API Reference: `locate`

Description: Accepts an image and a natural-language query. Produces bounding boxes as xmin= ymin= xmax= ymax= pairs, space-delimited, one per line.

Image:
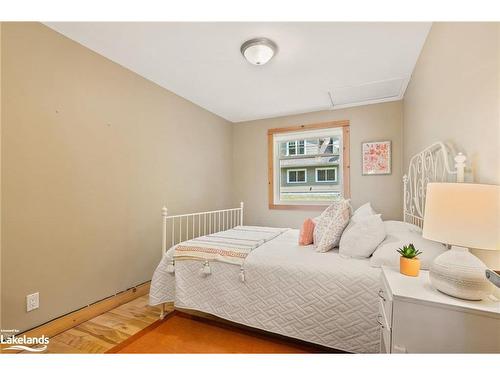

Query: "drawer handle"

xmin=377 ymin=314 xmax=385 ymax=329
xmin=378 ymin=289 xmax=386 ymax=301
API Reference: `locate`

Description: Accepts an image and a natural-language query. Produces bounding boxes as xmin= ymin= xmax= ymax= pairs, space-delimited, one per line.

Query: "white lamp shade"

xmin=423 ymin=183 xmax=500 ymax=251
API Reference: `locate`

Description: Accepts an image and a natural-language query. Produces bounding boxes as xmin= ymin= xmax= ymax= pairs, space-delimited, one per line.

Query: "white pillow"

xmin=351 ymin=202 xmax=377 ymax=222
xmin=384 ymin=220 xmax=422 ymax=235
xmin=315 ymin=200 xmax=351 ymax=252
xmin=339 ymin=214 xmax=386 ymax=258
xmin=370 ymin=232 xmax=446 ymax=270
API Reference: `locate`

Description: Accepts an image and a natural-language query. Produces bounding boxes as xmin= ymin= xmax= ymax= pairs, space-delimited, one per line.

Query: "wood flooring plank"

xmin=111 ymin=305 xmax=160 ymax=324
xmin=124 ymin=295 xmax=153 ymax=309
xmin=75 ymin=321 xmax=131 ymax=345
xmin=50 ymin=329 xmax=114 ymax=353
xmin=90 ymin=312 xmax=151 ymax=336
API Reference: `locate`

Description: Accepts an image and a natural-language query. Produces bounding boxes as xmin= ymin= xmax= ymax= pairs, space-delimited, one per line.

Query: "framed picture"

xmin=362 ymin=141 xmax=391 ymax=175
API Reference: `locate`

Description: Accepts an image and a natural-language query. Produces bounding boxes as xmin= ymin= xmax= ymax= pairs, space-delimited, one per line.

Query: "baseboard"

xmin=0 ymin=281 xmax=150 ymax=353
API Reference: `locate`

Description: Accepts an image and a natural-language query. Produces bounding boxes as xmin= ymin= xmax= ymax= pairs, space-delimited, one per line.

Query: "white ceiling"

xmin=45 ymin=22 xmax=431 ymax=123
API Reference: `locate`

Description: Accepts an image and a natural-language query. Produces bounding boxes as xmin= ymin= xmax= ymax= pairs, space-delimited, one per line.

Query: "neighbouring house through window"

xmin=268 ymin=121 xmax=350 ymax=208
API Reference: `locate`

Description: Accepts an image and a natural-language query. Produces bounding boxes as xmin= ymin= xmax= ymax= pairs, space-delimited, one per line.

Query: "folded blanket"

xmin=174 ymin=226 xmax=287 ymax=265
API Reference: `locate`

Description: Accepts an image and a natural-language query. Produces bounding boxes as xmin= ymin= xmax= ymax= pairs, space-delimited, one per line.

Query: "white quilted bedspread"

xmin=150 ymin=228 xmax=382 ymax=353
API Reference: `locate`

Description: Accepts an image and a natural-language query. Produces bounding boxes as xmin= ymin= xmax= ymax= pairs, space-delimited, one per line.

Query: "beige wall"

xmin=404 ymin=23 xmax=500 ymax=185
xmin=1 ymin=23 xmax=233 ymax=332
xmin=232 ymin=101 xmax=403 ymax=229
xmin=403 ymin=22 xmax=500 ymax=268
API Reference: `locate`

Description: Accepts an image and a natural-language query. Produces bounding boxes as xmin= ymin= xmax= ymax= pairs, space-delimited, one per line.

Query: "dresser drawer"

xmin=378 ymin=275 xmax=393 ymax=328
xmin=379 ymin=324 xmax=391 ymax=353
xmin=378 ymin=299 xmax=392 ymax=353
xmin=378 ymin=299 xmax=390 ymax=329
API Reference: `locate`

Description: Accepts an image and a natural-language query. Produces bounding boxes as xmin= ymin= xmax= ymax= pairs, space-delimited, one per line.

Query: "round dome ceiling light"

xmin=240 ymin=38 xmax=277 ymax=66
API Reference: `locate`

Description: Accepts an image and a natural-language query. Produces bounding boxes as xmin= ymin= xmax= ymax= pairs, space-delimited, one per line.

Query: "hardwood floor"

xmin=21 ymin=296 xmax=170 ymax=354
xmin=108 ymin=312 xmax=317 ymax=353
xmin=17 ymin=297 xmax=334 ymax=354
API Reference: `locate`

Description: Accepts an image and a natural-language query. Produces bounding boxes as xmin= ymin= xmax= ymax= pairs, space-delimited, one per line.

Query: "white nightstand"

xmin=378 ymin=266 xmax=500 ymax=353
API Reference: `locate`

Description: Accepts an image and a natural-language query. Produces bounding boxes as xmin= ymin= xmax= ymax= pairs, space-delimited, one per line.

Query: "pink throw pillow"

xmin=299 ymin=218 xmax=315 ymax=246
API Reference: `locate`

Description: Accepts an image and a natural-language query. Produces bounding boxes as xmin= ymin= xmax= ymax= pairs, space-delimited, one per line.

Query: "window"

xmin=286 ymin=140 xmax=305 ymax=155
xmin=287 ymin=169 xmax=307 ymax=183
xmin=268 ymin=120 xmax=350 ymax=209
xmin=316 ymin=167 xmax=337 ymax=182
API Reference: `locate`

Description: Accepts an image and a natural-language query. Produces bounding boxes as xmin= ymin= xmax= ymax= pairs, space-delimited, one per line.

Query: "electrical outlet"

xmin=26 ymin=292 xmax=39 ymax=312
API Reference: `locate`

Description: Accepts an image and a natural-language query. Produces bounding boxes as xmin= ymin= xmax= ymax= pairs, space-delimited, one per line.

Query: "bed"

xmin=149 ymin=142 xmax=467 ymax=353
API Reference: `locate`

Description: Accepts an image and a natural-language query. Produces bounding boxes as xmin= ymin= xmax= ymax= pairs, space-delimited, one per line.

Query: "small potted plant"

xmin=397 ymin=244 xmax=422 ymax=277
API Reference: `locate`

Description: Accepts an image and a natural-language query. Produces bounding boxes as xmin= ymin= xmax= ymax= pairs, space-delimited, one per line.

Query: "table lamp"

xmin=423 ymin=183 xmax=500 ymax=300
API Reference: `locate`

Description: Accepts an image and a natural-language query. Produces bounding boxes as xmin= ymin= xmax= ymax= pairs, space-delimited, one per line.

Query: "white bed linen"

xmin=150 ymin=228 xmax=381 ymax=353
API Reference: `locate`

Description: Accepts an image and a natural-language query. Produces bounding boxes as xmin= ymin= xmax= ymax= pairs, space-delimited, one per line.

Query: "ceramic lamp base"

xmin=429 ymin=246 xmax=494 ymax=301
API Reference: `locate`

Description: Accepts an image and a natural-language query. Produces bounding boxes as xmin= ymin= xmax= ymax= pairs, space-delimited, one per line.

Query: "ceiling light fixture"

xmin=240 ymin=38 xmax=277 ymax=66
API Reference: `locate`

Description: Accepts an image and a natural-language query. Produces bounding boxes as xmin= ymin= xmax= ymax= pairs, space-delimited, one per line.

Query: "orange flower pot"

xmin=400 ymin=257 xmax=420 ymax=277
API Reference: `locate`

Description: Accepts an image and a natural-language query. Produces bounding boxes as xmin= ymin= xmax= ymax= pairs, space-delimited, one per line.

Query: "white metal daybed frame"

xmin=159 ymin=203 xmax=244 ymax=318
xmin=161 ymin=202 xmax=244 ymax=253
xmin=403 ymin=141 xmax=466 ymax=228
xmin=158 ymin=142 xmax=467 ymax=330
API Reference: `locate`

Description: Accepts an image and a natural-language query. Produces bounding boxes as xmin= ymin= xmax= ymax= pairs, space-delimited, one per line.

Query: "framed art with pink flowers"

xmin=361 ymin=141 xmax=391 ymax=175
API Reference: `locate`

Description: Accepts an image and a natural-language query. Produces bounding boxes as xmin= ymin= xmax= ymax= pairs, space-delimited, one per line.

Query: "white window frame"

xmin=315 ymin=167 xmax=338 ymax=183
xmin=287 ymin=168 xmax=307 ymax=184
xmin=267 ymin=120 xmax=350 ymax=209
xmin=286 ymin=140 xmax=306 ymax=156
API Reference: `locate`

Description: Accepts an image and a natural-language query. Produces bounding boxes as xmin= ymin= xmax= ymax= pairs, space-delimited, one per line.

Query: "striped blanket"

xmin=174 ymin=226 xmax=287 ymax=265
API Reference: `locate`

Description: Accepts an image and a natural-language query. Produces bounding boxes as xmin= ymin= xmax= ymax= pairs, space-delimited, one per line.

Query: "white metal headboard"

xmin=161 ymin=202 xmax=244 ymax=254
xmin=403 ymin=142 xmax=466 ymax=228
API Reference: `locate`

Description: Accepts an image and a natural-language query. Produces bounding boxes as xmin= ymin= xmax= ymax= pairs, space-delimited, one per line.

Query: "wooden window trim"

xmin=268 ymin=120 xmax=350 ymax=210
